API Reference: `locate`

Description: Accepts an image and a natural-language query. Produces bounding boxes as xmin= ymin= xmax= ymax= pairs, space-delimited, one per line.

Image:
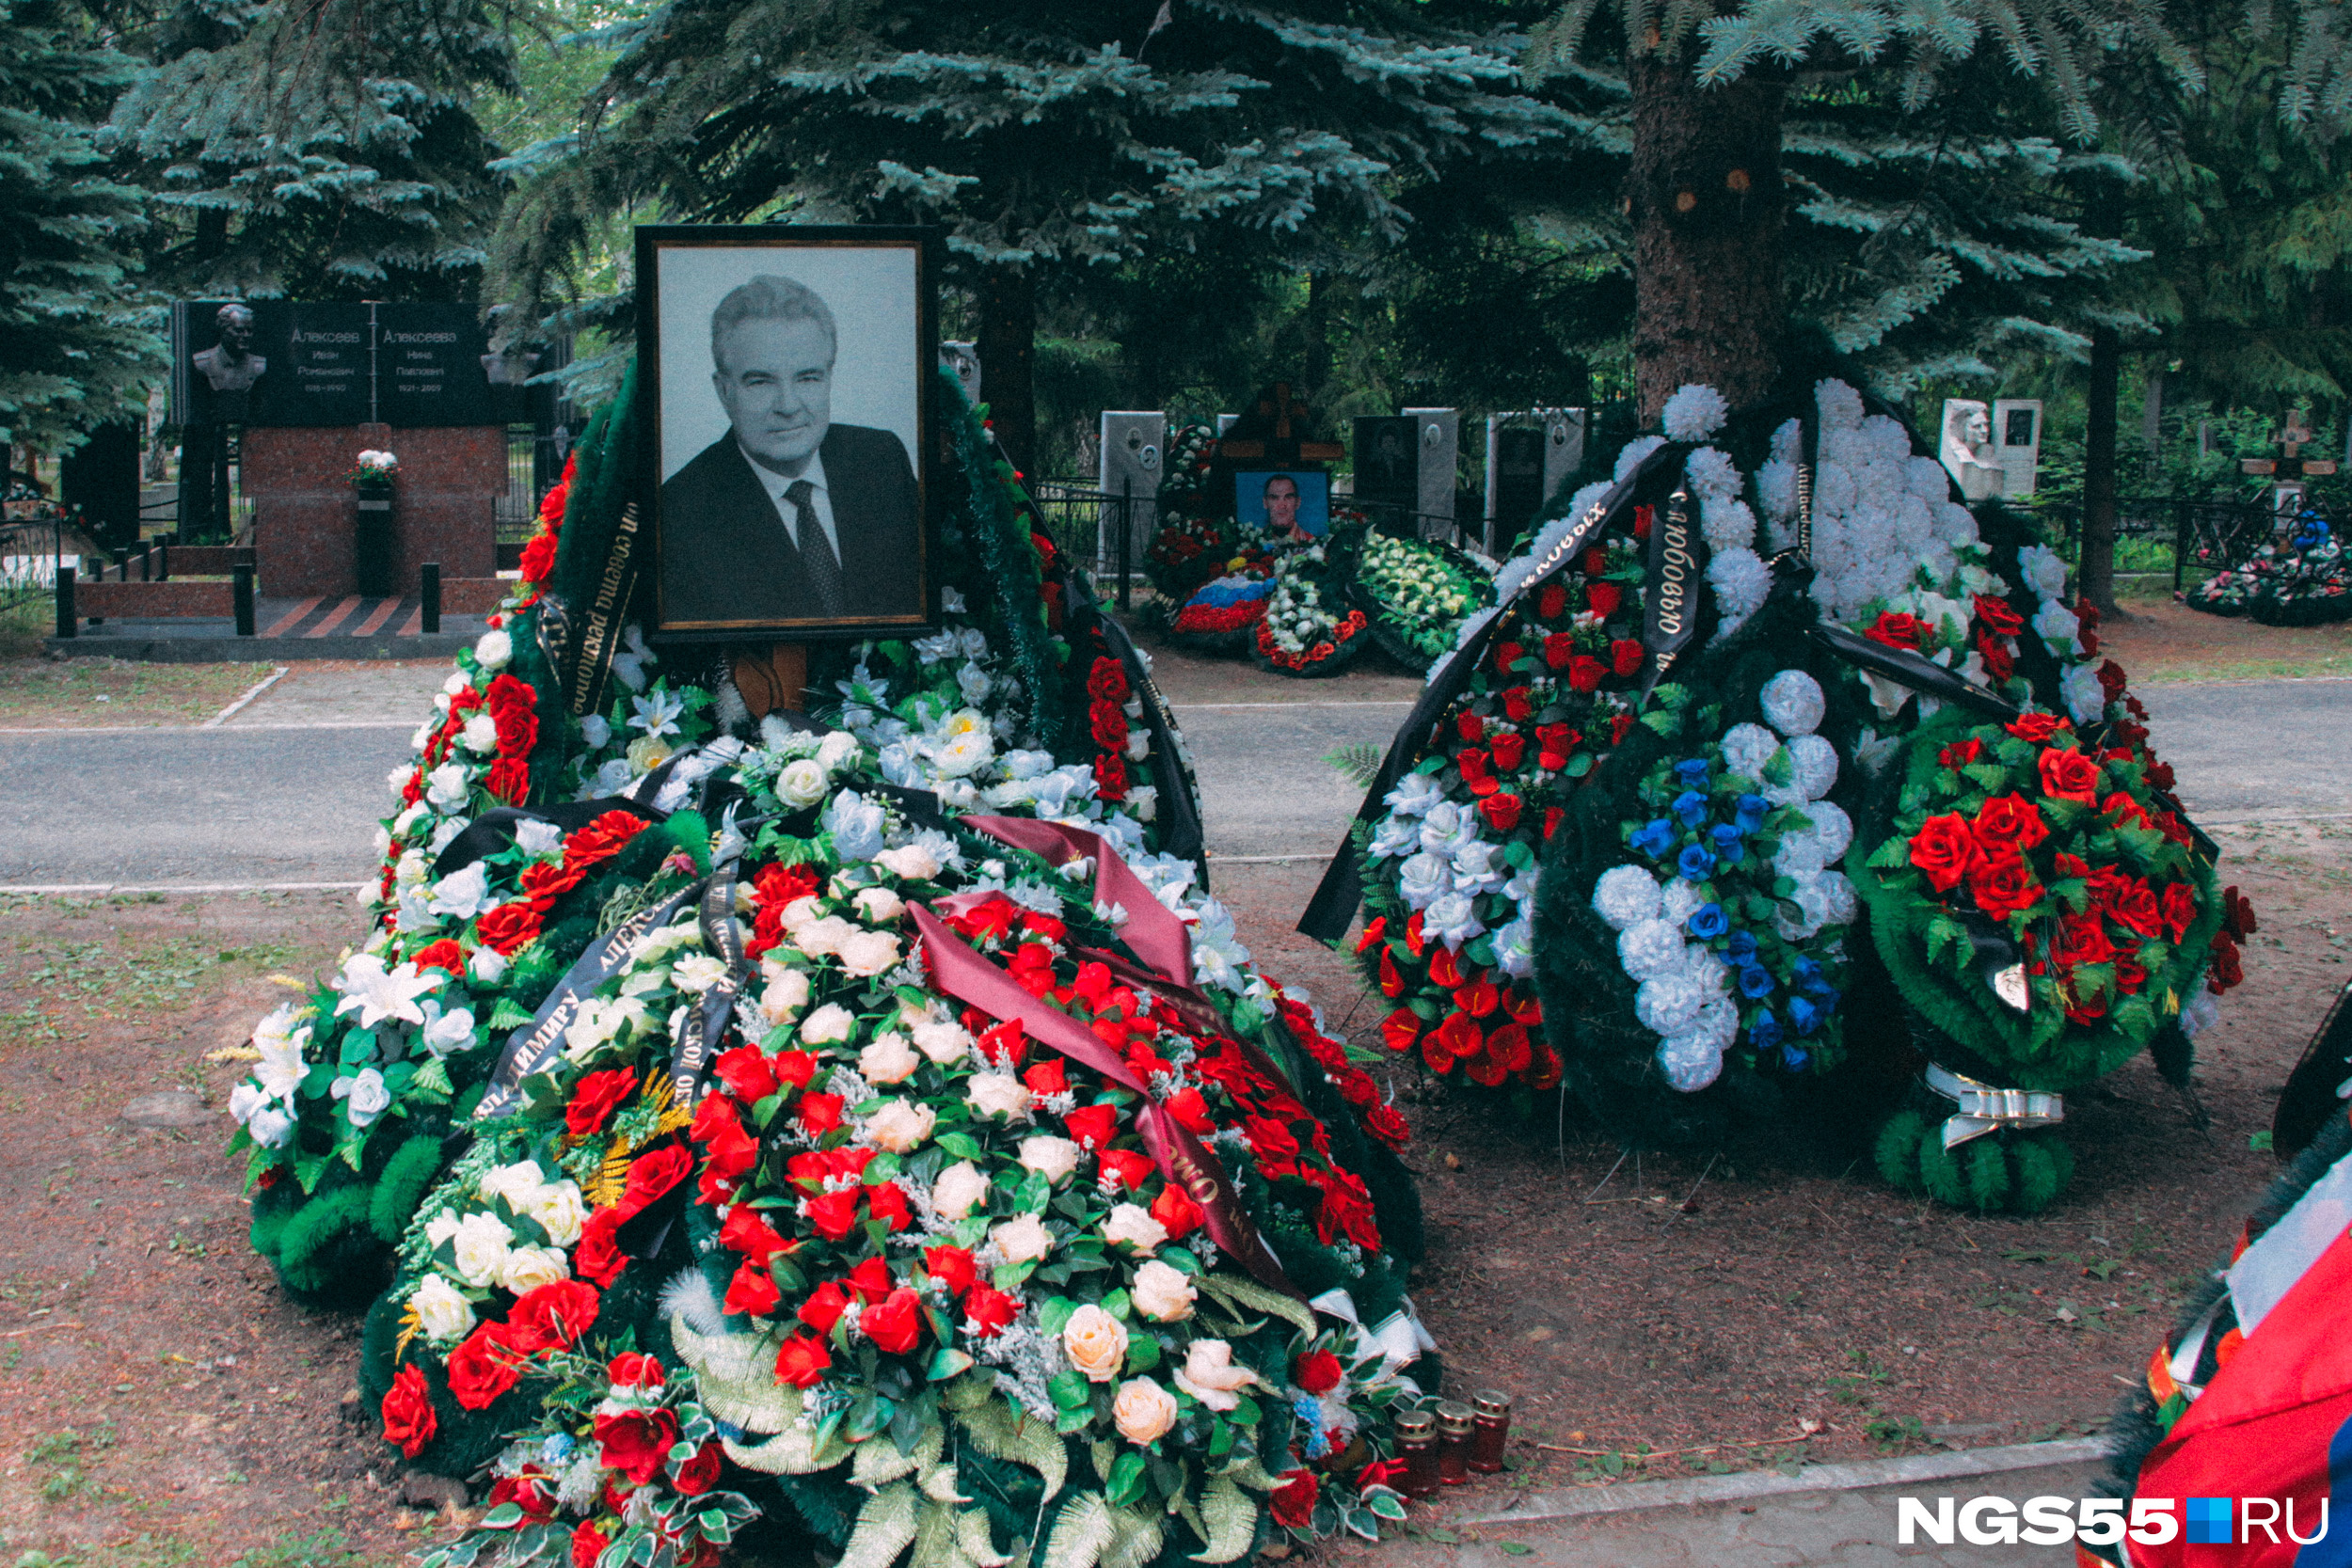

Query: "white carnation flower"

xmin=1784 ymin=735 xmax=1838 ymax=801
xmin=1614 ymin=435 xmax=1667 ymax=481
xmin=1592 ymin=864 xmax=1663 ymax=931
xmin=1758 ymin=670 xmax=1825 ymax=737
xmin=1700 ymin=497 xmax=1756 ymax=552
xmin=1707 ymin=548 xmax=1771 ymax=635
xmin=1815 ymin=378 xmax=1865 ymax=431
xmin=1720 ymin=722 xmax=1781 ymax=782
xmin=1756 ymin=460 xmax=1799 ymax=522
xmin=1684 ymin=446 xmax=1740 ymax=499
xmin=1661 ymin=384 xmax=1729 ymax=442
xmin=1657 ymin=1032 xmax=1724 ymax=1092
xmin=1616 ymin=919 xmax=1689 ymax=982
xmin=1635 ymin=969 xmax=1713 ymax=1037
xmin=1801 ymin=800 xmax=1853 ymax=863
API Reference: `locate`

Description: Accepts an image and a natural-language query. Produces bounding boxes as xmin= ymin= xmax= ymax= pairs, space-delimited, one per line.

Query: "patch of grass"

xmin=0 ymin=934 xmax=297 ymax=1051
xmin=26 ymin=1424 xmax=116 ymax=1502
xmin=0 ymin=657 xmax=273 ymax=727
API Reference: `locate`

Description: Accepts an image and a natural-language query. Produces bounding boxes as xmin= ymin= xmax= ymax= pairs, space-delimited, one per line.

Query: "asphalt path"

xmin=0 ymin=680 xmax=2335 ymax=889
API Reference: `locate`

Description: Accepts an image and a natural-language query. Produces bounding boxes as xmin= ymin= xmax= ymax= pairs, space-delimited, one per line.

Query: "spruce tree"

xmin=490 ymin=0 xmax=1565 ymax=474
xmin=105 ymin=0 xmax=522 ymax=301
xmin=0 ymin=0 xmax=162 ymax=451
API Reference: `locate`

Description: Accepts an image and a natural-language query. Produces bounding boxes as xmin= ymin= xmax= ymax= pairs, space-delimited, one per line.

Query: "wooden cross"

xmin=2279 ymin=409 xmax=2314 ymax=459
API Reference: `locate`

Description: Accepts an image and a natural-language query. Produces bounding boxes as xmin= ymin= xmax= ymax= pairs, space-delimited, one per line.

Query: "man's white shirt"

xmin=739 ymin=442 xmax=842 ymax=561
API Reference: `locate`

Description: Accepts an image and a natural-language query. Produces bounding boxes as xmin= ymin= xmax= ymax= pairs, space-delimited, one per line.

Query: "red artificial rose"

xmin=755 ymin=860 xmax=822 ymax=907
xmin=1938 ymin=737 xmax=1984 ymax=771
xmin=773 ymin=1331 xmax=832 ymax=1387
xmin=798 ymin=1091 xmax=845 ymax=1135
xmin=1487 ymin=731 xmax=1526 ymax=772
xmin=674 ymin=1440 xmax=723 ymax=1497
xmin=1094 ymin=751 xmax=1130 ymax=800
xmin=2225 ymin=885 xmax=2257 ymax=938
xmin=924 ymin=1244 xmax=977 ymax=1298
xmin=410 ymin=938 xmax=467 ymax=974
xmin=2114 ymin=956 xmax=2150 ymax=995
xmin=1364 ymin=1102 xmax=1411 ymax=1148
xmin=489 ymin=1473 xmax=556 ymax=1520
xmin=564 ymin=809 xmax=650 ymax=864
xmin=1058 ymin=1102 xmax=1115 ymax=1149
xmin=446 ymin=1323 xmax=527 ymax=1411
xmin=485 ymin=756 xmax=532 ymax=806
xmin=806 ymin=1190 xmax=862 ymax=1242
xmin=1908 ymin=813 xmax=1977 ymax=894
xmin=1610 ymin=638 xmax=1645 ymax=677
xmin=568 ymin=1521 xmax=607 ymax=1568
xmin=1294 ymin=1349 xmax=1344 ymax=1395
xmin=619 ymin=1144 xmax=692 ymax=1217
xmin=1538 ymin=582 xmax=1568 ymax=619
xmin=1493 ymin=641 xmax=1525 ymax=673
xmin=2098 ymin=658 xmax=2129 ymax=701
xmin=1966 ymin=847 xmax=2042 ymax=920
xmin=1024 ymin=1057 xmax=1069 ymax=1097
xmin=519 ymin=860 xmax=583 ymax=904
xmin=574 ymin=1209 xmax=627 ymax=1288
xmin=2058 ymin=911 xmax=2116 ymax=967
xmin=1097 ymin=1148 xmax=1154 ymax=1191
xmin=592 ymin=1407 xmax=680 ymax=1486
xmin=1542 ymin=632 xmax=1575 ymax=669
xmin=1866 ymin=612 xmax=1925 ymax=650
xmin=962 ymin=1284 xmax=1020 ymax=1338
xmin=1480 ymin=792 xmax=1523 ymax=832
xmin=2007 ymin=713 xmax=2065 ymax=744
xmin=1584 ymin=546 xmax=1610 ymax=575
xmin=1587 ymin=581 xmax=1624 ymax=619
xmin=866 ymin=1180 xmax=913 ymax=1231
xmin=799 ymin=1280 xmax=853 ymax=1336
xmin=1086 ymin=657 xmax=1129 ymax=703
xmin=519 ymin=530 xmax=558 ymax=584
xmin=2101 ymin=790 xmax=2151 ymax=831
xmin=1971 ymin=793 xmax=2049 ymax=852
xmin=1150 ymin=1181 xmax=1204 ymax=1241
xmin=566 ymin=1068 xmax=638 ymax=1135
xmin=2159 ymin=880 xmax=2197 ymax=942
xmin=2108 ymin=879 xmax=2163 ymax=939
xmin=1502 ymin=686 xmax=1535 ymax=722
xmin=862 ymin=1287 xmax=924 ymax=1355
xmin=1270 ymin=1470 xmax=1320 ymax=1531
xmin=608 ymin=1351 xmax=664 ymax=1389
xmin=711 ymin=1044 xmax=779 ymax=1105
xmin=510 ymin=1279 xmax=601 ymax=1353
xmin=723 ymin=1258 xmax=781 ymax=1318
xmin=846 ymin=1256 xmax=895 ymax=1304
xmin=2211 ymin=931 xmax=2244 ymax=990
xmin=380 ymin=1364 xmax=437 ymax=1458
xmin=1567 ymin=654 xmax=1607 ymax=693
xmin=1456 ymin=710 xmax=1485 ymax=742
xmin=2148 ymin=759 xmax=2176 ymax=792
xmin=2038 ymin=747 xmax=2102 ymax=805
xmin=1089 ymin=701 xmax=1127 ymax=751
xmin=721 ymin=1206 xmax=789 ymax=1265
xmin=1977 ymin=630 xmax=2015 ymax=683
xmin=474 ymin=900 xmax=545 ymax=956
xmin=1162 ymin=1085 xmax=1214 ymax=1133
xmin=1973 ymin=594 xmax=2026 ymax=636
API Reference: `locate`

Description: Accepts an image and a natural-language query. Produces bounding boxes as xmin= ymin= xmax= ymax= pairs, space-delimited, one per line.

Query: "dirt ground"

xmin=0 ymin=661 xmax=276 ymax=729
xmin=2101 ymin=596 xmax=2352 ymax=684
xmin=0 ymin=630 xmax=2344 ymax=1563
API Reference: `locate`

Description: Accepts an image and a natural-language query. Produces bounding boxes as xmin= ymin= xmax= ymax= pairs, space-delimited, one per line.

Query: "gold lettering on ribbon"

xmin=475 ymin=888 xmax=683 ymax=1120
xmin=569 ymin=502 xmax=643 ymax=717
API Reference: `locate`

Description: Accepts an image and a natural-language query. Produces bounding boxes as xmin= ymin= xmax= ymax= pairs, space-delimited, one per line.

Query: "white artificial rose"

xmin=670 ymin=953 xmax=729 ymax=994
xmin=1061 ymin=1303 xmax=1130 ymax=1383
xmin=799 ymin=1003 xmax=855 ymax=1045
xmin=468 ymin=945 xmax=509 ymax=985
xmin=529 ymin=1182 xmax=587 ymax=1247
xmin=1019 ymin=1135 xmax=1082 ymax=1185
xmin=776 ymin=759 xmax=830 ymax=808
xmin=817 ymin=729 xmax=861 ymax=774
xmin=1172 ymin=1338 xmax=1258 ymax=1412
xmin=461 ymin=712 xmax=500 ymax=754
xmin=499 ymin=1244 xmax=571 ymax=1294
xmin=852 ymin=887 xmax=904 ymax=925
xmin=1130 ymin=1259 xmax=1197 ymax=1323
xmin=1102 ymin=1203 xmax=1168 ymax=1254
xmin=425 ymin=763 xmax=470 ymax=812
xmin=859 ymin=1032 xmax=921 ymax=1085
xmin=476 ymin=1160 xmax=548 ymax=1211
xmin=337 ymin=1068 xmax=391 ymax=1128
xmin=875 ymin=844 xmax=942 ymax=881
xmin=932 ymin=1161 xmax=992 ymax=1220
xmin=912 ymin=1020 xmax=974 ymax=1064
xmin=836 ymin=929 xmax=901 ymax=977
xmin=448 ymin=1212 xmax=514 ymax=1288
xmin=409 ymin=1275 xmax=478 ymax=1344
xmin=473 ymin=628 xmax=512 ymax=671
xmin=990 ymin=1212 xmax=1054 ymax=1266
xmin=864 ymin=1099 xmax=937 ymax=1153
xmin=792 ymin=914 xmax=857 ymax=958
xmin=755 ymin=969 xmax=811 ymax=1028
xmin=1113 ymin=1376 xmax=1178 ymax=1445
xmin=965 ymin=1072 xmax=1034 ymax=1121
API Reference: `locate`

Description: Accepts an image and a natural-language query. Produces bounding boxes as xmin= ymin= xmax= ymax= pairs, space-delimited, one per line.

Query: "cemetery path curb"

xmin=1453 ymin=1437 xmax=2110 ymax=1528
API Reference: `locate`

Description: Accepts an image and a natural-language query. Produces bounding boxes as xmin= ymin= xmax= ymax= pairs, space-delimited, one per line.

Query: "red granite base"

xmin=245 ymin=423 xmax=503 ymax=597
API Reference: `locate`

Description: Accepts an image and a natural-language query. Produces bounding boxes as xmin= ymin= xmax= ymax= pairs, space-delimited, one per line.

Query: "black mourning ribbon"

xmin=430 ymin=754 xmax=680 ymax=881
xmin=1806 ymin=622 xmax=2023 ymax=722
xmin=1296 ymin=443 xmax=1690 ymax=942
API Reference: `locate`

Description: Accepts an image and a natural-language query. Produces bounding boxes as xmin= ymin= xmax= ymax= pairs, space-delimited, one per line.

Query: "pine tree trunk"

xmin=1628 ymin=55 xmax=1787 ymax=421
xmin=977 ymin=265 xmax=1036 ymax=480
xmin=2080 ymin=325 xmax=2121 ymax=615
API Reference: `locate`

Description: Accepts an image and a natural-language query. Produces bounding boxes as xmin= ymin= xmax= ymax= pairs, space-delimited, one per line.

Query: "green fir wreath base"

xmin=1872 ymin=1107 xmax=2075 ymax=1214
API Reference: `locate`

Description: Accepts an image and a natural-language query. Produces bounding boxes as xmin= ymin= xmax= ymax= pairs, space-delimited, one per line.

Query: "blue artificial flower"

xmin=1750 ymin=1010 xmax=1784 ymax=1050
xmin=1687 ymin=902 xmax=1729 ymax=940
xmin=1725 ymin=930 xmax=1757 ymax=961
xmin=1736 ymin=794 xmax=1769 ymax=832
xmin=1294 ymin=1395 xmax=1333 ymax=1458
xmin=1790 ymin=996 xmax=1825 ymax=1036
xmin=1783 ymin=1044 xmax=1810 ymax=1071
xmin=1672 ymin=789 xmax=1710 ymax=828
xmin=1675 ymin=758 xmax=1712 ymax=788
xmin=1677 ymin=843 xmax=1717 ymax=881
xmin=1791 ymin=956 xmax=1821 ymax=988
xmin=1738 ymin=963 xmax=1775 ymax=999
xmin=1708 ymin=822 xmax=1746 ymax=863
xmin=1630 ymin=818 xmax=1676 ymax=859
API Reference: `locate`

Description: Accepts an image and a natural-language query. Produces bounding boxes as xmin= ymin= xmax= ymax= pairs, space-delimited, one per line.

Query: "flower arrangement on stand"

xmin=350 ymin=449 xmax=400 ymax=493
xmin=2185 ymin=534 xmax=2352 ymax=626
xmin=1169 ymin=566 xmax=1275 ymax=651
xmin=224 ymin=367 xmax=1436 ymax=1568
xmin=1351 ymin=532 xmax=1497 ymax=672
xmin=1251 ymin=543 xmax=1369 ymax=676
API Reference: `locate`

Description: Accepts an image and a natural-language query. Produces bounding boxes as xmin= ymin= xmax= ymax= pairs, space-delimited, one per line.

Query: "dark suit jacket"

xmin=658 ymin=422 xmax=922 ymax=627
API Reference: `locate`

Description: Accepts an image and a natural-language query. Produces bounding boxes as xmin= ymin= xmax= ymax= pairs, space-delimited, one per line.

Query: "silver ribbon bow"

xmin=1925 ymin=1063 xmax=2063 ymax=1149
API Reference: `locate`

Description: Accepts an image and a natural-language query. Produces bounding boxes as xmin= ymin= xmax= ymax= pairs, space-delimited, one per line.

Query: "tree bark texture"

xmin=1628 ymin=55 xmax=1787 ymax=422
xmin=2080 ymin=325 xmax=2121 ymax=615
xmin=977 ymin=265 xmax=1037 ymax=480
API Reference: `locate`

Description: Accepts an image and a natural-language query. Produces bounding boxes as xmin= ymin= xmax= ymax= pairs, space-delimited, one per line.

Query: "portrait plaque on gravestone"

xmin=377 ymin=308 xmax=495 ymax=427
xmin=1352 ymin=416 xmax=1417 ymax=511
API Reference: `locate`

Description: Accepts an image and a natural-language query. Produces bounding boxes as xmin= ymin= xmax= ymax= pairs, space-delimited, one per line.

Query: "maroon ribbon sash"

xmin=910 ymin=821 xmax=1303 ymax=1301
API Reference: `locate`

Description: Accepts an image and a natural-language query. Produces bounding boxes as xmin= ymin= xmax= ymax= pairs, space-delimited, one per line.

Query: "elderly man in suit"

xmin=660 ymin=274 xmax=921 ymax=626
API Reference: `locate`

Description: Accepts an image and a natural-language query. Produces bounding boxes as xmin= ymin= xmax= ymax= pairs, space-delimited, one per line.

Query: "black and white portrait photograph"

xmin=640 ymin=227 xmax=938 ymax=637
